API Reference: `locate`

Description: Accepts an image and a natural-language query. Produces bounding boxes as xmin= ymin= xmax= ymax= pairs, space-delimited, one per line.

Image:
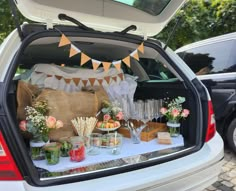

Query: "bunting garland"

xmin=102 ymin=62 xmax=111 ymax=72
xmin=33 ymin=71 xmax=124 ymax=87
xmin=92 ymin=59 xmax=101 ymax=71
xmin=58 ymin=34 xmax=71 ymax=47
xmin=73 ymin=78 xmax=80 ymax=86
xmin=112 ymin=60 xmax=122 ymax=71
xmin=98 ymin=79 xmax=104 ymax=86
xmin=69 ymin=44 xmax=81 ymax=58
xmin=81 ymin=53 xmax=90 ymax=66
xmin=122 ymin=56 xmax=131 ymax=67
xmin=58 ymin=33 xmax=144 ymax=72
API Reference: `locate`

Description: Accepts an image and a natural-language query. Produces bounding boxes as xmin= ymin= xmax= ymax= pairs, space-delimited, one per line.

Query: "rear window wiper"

xmin=58 ymin=14 xmax=95 ymax=31
xmin=118 ymin=25 xmax=137 ymax=35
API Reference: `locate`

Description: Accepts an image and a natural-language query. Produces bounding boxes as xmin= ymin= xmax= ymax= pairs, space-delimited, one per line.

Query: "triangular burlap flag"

xmin=82 ymin=80 xmax=88 ymax=86
xmin=122 ymin=56 xmax=130 ymax=67
xmin=73 ymin=78 xmax=80 ymax=86
xmin=137 ymin=42 xmax=144 ymax=54
xmin=130 ymin=50 xmax=139 ymax=61
xmin=64 ymin=78 xmax=71 ymax=84
xmin=55 ymin=75 xmax=62 ymax=80
xmin=112 ymin=60 xmax=122 ymax=71
xmin=69 ymin=44 xmax=81 ymax=58
xmin=88 ymin=78 xmax=96 ymax=86
xmin=92 ymin=59 xmax=101 ymax=71
xmin=81 ymin=53 xmax=91 ymax=66
xmin=58 ymin=34 xmax=71 ymax=47
xmin=112 ymin=76 xmax=117 ymax=82
xmin=102 ymin=62 xmax=111 ymax=72
xmin=104 ymin=76 xmax=111 ymax=84
xmin=118 ymin=73 xmax=124 ymax=81
xmin=98 ymin=79 xmax=103 ymax=86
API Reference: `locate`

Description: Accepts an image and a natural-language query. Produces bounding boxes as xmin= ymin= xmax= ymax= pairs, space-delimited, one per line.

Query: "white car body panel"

xmin=0 ymin=30 xmax=21 ymax=82
xmin=15 ymin=0 xmax=186 ymax=37
xmin=2 ymin=133 xmax=223 ymax=191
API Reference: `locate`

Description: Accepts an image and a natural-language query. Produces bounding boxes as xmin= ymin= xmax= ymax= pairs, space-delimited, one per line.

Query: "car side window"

xmin=178 ymin=40 xmax=235 ymax=75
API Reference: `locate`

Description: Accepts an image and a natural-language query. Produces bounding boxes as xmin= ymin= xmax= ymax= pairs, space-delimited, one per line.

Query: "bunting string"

xmin=58 ymin=33 xmax=144 ymax=72
xmin=33 ymin=71 xmax=124 ymax=87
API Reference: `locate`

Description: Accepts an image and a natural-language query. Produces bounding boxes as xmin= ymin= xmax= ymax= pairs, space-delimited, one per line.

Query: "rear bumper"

xmin=2 ymin=133 xmax=224 ymax=191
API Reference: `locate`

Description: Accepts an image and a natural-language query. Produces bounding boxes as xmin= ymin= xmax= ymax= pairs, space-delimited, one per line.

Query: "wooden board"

xmin=118 ymin=121 xmax=167 ymax=142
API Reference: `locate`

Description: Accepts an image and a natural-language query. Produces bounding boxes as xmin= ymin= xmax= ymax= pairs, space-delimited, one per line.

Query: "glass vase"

xmin=30 ymin=136 xmax=47 ymax=160
xmin=59 ymin=137 xmax=72 ymax=157
xmin=166 ymin=121 xmax=181 ymax=137
xmin=43 ymin=142 xmax=61 ymax=165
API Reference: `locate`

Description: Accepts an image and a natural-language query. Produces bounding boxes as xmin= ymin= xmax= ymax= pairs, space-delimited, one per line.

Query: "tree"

xmin=156 ymin=0 xmax=236 ymax=50
xmin=0 ymin=0 xmax=25 ymax=43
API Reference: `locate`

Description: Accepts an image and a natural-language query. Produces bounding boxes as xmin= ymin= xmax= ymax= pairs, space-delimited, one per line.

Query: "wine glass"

xmin=158 ymin=99 xmax=163 ymax=122
xmin=153 ymin=99 xmax=163 ymax=122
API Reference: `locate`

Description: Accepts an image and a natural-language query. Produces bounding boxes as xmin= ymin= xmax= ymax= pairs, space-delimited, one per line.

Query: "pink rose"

xmin=46 ymin=116 xmax=57 ymax=128
xmin=55 ymin=120 xmax=63 ymax=129
xmin=160 ymin=107 xmax=167 ymax=115
xmin=181 ymin=109 xmax=190 ymax=118
xmin=116 ymin=111 xmax=124 ymax=120
xmin=103 ymin=114 xmax=111 ymax=122
xmin=19 ymin=120 xmax=27 ymax=131
xmin=171 ymin=109 xmax=180 ymax=117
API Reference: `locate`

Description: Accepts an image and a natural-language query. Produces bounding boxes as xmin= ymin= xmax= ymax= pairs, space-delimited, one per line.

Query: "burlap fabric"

xmin=17 ymin=80 xmax=41 ymax=120
xmin=31 ymin=86 xmax=108 ymax=141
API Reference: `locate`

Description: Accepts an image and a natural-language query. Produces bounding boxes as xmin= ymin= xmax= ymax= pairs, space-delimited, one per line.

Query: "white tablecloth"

xmin=33 ymin=136 xmax=184 ymax=172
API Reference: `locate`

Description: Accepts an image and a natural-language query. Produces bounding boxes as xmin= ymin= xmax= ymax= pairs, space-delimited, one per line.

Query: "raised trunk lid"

xmin=15 ymin=0 xmax=186 ymax=36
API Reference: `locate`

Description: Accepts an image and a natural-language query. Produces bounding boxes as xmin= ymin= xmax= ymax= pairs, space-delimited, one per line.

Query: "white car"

xmin=0 ymin=0 xmax=223 ymax=191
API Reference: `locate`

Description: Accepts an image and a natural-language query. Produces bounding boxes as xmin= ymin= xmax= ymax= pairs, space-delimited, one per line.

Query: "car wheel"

xmin=227 ymin=118 xmax=236 ymax=153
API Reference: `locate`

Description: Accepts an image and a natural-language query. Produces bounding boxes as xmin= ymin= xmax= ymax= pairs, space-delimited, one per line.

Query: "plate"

xmin=97 ymin=126 xmax=120 ymax=132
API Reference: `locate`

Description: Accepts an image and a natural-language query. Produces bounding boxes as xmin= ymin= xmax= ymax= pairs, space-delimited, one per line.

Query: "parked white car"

xmin=0 ymin=0 xmax=223 ymax=191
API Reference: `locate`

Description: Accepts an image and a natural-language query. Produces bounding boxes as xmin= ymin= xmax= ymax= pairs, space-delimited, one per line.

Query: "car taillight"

xmin=0 ymin=131 xmax=22 ymax=180
xmin=205 ymin=101 xmax=216 ymax=142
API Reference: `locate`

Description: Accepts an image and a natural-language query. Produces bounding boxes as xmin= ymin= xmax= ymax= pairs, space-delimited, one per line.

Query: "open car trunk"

xmin=4 ymin=25 xmax=204 ymax=186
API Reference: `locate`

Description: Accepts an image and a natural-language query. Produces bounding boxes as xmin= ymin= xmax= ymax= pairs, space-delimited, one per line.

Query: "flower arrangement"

xmin=19 ymin=100 xmax=63 ymax=142
xmin=101 ymin=100 xmax=124 ymax=122
xmin=160 ymin=96 xmax=190 ymax=123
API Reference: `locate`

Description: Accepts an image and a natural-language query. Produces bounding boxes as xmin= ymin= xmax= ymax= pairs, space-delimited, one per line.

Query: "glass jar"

xmin=87 ymin=133 xmax=102 ymax=155
xmin=43 ymin=142 xmax=61 ymax=165
xmin=107 ymin=133 xmax=123 ymax=155
xmin=30 ymin=137 xmax=47 ymax=160
xmin=166 ymin=121 xmax=181 ymax=137
xmin=69 ymin=136 xmax=86 ymax=162
xmin=59 ymin=137 xmax=72 ymax=157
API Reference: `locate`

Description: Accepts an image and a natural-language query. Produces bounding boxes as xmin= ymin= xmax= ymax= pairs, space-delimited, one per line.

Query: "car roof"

xmin=175 ymin=32 xmax=236 ymax=53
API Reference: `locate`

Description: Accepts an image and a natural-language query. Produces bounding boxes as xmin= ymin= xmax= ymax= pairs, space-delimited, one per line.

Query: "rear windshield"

xmin=114 ymin=0 xmax=171 ymax=16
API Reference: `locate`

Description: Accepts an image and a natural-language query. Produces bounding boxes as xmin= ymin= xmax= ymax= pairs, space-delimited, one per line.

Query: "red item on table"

xmin=69 ymin=145 xmax=85 ymax=162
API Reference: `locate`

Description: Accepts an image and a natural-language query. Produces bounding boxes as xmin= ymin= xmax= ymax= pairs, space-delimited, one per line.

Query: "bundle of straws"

xmin=71 ymin=117 xmax=98 ymax=137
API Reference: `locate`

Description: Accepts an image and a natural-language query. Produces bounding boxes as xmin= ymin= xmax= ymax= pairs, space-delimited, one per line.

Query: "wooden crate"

xmin=118 ymin=121 xmax=167 ymax=142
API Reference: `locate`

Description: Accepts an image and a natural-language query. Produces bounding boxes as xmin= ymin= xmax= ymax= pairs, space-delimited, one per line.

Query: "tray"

xmin=96 ymin=125 xmax=120 ymax=132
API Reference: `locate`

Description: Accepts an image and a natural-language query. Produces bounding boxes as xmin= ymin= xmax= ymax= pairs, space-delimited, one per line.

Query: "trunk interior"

xmin=5 ymin=29 xmax=200 ymax=185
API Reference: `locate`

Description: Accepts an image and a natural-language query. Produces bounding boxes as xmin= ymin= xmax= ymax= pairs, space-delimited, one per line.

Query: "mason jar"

xmin=69 ymin=136 xmax=86 ymax=162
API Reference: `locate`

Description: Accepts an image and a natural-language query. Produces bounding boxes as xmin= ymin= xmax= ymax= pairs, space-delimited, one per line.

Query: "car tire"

xmin=226 ymin=118 xmax=236 ymax=153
